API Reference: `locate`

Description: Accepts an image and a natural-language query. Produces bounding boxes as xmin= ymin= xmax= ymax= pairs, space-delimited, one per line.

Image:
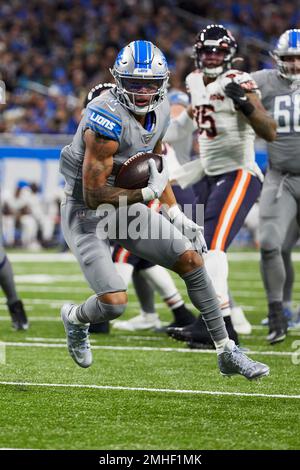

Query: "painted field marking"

xmin=9 ymin=252 xmax=300 ymax=263
xmin=2 ymin=341 xmax=297 ymax=357
xmin=0 ymin=380 xmax=300 ymax=400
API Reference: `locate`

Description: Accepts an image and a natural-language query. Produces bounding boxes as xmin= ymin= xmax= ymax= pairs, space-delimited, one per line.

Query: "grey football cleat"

xmin=61 ymin=303 xmax=92 ymax=368
xmin=218 ymin=341 xmax=269 ymax=380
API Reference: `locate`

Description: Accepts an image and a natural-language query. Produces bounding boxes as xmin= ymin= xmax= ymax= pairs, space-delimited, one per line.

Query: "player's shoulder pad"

xmin=250 ymin=69 xmax=275 ymax=85
xmin=221 ymin=69 xmax=259 ymax=94
xmin=84 ymin=93 xmax=122 ymax=142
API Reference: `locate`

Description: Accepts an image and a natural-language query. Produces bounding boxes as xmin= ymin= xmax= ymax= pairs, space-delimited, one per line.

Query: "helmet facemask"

xmin=193 ymin=25 xmax=237 ymax=78
xmin=112 ymin=74 xmax=168 ymax=115
xmin=194 ymin=45 xmax=233 ymax=78
xmin=271 ymin=29 xmax=300 ymax=83
xmin=271 ymin=52 xmax=300 ymax=82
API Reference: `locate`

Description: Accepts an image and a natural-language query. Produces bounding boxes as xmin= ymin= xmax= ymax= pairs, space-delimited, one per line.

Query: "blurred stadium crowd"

xmin=0 ymin=0 xmax=299 ymax=134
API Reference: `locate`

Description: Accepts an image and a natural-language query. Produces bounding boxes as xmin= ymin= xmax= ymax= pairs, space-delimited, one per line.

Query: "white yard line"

xmin=9 ymin=251 xmax=300 ymax=263
xmin=0 ymin=448 xmax=36 ymax=450
xmin=0 ymin=298 xmax=69 ymax=305
xmin=13 ymin=286 xmax=92 ymax=294
xmin=24 ymin=335 xmax=166 ymax=342
xmin=0 ymin=293 xmax=270 ymax=311
xmin=9 ymin=253 xmax=77 ymax=262
xmin=118 ymin=335 xmax=163 ymax=341
xmin=0 ymin=298 xmax=167 ymax=309
xmin=0 ymin=316 xmax=61 ymax=321
xmin=228 ymin=252 xmax=300 ymax=262
xmin=0 ymin=306 xmax=33 ymax=311
xmin=2 ymin=341 xmax=297 ymax=357
xmin=25 ymin=337 xmax=97 ymax=344
xmin=15 ymin=274 xmax=85 ymax=284
xmin=0 ymin=380 xmax=299 ymax=399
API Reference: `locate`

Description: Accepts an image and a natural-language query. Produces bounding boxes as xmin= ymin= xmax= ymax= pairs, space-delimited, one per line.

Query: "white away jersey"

xmin=186 ymin=69 xmax=262 ymax=177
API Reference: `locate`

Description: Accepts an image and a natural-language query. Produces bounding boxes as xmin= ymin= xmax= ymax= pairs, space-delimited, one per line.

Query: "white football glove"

xmin=142 ymin=158 xmax=169 ymax=202
xmin=168 ymin=204 xmax=207 ymax=254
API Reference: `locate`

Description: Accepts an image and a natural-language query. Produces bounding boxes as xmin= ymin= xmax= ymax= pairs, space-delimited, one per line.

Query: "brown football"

xmin=114 ymin=152 xmax=163 ymax=189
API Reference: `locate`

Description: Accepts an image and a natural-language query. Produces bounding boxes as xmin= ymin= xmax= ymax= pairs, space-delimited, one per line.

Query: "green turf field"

xmin=0 ymin=251 xmax=300 ymax=450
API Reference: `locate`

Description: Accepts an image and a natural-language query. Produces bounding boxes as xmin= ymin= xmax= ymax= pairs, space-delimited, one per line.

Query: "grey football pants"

xmin=259 ymin=168 xmax=300 ymax=303
xmin=61 ymin=195 xmax=192 ymax=295
xmin=60 ymin=195 xmax=228 ymax=342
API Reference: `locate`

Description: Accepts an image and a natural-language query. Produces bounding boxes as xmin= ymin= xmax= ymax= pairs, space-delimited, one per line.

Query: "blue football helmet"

xmin=111 ymin=40 xmax=169 ymax=115
xmin=271 ymin=29 xmax=300 ymax=82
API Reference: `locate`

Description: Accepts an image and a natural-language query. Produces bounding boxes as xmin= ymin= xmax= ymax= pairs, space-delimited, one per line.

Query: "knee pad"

xmin=98 ymin=301 xmax=127 ymax=321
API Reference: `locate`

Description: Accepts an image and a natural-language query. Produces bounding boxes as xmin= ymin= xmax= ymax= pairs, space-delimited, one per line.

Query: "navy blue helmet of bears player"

xmin=193 ymin=24 xmax=238 ymax=78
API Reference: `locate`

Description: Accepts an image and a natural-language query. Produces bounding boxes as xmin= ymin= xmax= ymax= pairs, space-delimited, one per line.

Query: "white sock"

xmin=114 ymin=262 xmax=134 ymax=287
xmin=221 ymin=307 xmax=231 ymax=317
xmin=203 ymin=249 xmax=230 ymax=317
xmin=164 ymin=292 xmax=184 ymax=310
xmin=142 ymin=265 xmax=179 ymax=300
xmin=215 ymin=338 xmax=234 ymax=355
xmin=140 ymin=310 xmax=159 ymax=318
xmin=68 ymin=305 xmax=88 ymax=325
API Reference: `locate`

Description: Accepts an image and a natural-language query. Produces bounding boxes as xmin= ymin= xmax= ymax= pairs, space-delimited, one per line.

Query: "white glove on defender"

xmin=142 ymin=158 xmax=169 ymax=202
xmin=167 ymin=204 xmax=207 ymax=254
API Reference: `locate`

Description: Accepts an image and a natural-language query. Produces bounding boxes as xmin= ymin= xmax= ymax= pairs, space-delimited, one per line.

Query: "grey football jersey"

xmin=252 ymin=69 xmax=300 ymax=174
xmin=60 ymin=89 xmax=170 ymax=201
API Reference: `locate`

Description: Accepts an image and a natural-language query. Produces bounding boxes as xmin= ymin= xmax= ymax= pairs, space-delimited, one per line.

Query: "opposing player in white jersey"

xmin=251 ymin=29 xmax=300 ymax=343
xmin=59 ymin=39 xmax=269 ymax=379
xmin=168 ymin=24 xmax=277 ymax=347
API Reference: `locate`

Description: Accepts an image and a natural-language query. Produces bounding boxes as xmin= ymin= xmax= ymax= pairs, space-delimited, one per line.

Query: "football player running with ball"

xmin=59 ymin=39 xmax=269 ymax=379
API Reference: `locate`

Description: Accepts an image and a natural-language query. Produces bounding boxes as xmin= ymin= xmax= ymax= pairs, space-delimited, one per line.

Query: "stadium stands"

xmin=0 ymin=0 xmax=299 ymax=134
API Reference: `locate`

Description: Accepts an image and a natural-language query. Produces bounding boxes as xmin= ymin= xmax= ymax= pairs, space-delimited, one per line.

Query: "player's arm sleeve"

xmin=163 ymin=110 xmax=196 ymax=144
xmin=83 ymin=105 xmax=122 ymax=142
